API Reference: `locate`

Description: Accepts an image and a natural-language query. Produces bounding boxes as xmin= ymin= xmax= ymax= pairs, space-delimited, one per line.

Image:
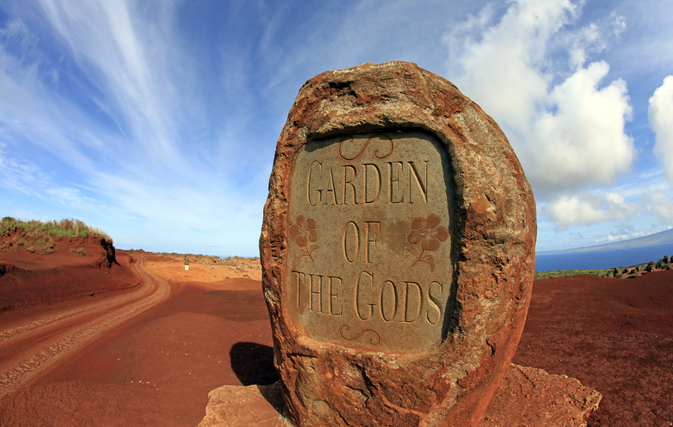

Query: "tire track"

xmin=0 ymin=279 xmax=152 ymax=347
xmin=0 ymin=258 xmax=170 ymax=400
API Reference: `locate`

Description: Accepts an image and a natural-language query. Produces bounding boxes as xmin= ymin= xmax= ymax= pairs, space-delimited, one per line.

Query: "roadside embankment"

xmin=0 ymin=218 xmax=140 ymax=311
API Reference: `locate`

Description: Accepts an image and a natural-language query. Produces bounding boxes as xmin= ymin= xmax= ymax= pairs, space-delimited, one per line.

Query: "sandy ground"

xmin=141 ymin=254 xmax=262 ymax=285
xmin=0 ymin=254 xmax=671 ymax=426
xmin=1 ymin=253 xmax=273 ymax=426
xmin=0 ymin=257 xmax=170 ymax=408
xmin=513 ymin=272 xmax=673 ymax=426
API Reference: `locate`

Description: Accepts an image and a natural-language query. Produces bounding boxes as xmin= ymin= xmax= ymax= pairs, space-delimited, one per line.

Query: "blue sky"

xmin=0 ymin=0 xmax=672 ymax=256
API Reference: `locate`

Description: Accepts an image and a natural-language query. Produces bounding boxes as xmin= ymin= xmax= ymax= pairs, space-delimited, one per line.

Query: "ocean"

xmin=535 ymin=242 xmax=673 ymax=272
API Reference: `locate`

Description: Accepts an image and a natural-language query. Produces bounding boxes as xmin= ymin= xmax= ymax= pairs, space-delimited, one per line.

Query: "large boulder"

xmin=260 ymin=61 xmax=536 ymax=426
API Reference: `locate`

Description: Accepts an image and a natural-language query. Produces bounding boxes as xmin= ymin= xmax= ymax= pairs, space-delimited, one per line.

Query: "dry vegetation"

xmin=127 ymin=249 xmax=261 ymax=274
xmin=0 ymin=217 xmax=112 ymax=254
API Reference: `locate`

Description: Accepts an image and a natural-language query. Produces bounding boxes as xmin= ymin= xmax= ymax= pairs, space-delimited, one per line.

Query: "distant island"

xmin=540 ymin=228 xmax=673 ymax=254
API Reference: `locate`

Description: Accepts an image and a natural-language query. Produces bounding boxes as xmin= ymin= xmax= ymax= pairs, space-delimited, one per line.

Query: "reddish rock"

xmin=197 ymin=382 xmax=290 ymax=427
xmin=481 ymin=365 xmax=602 ymax=427
xmin=260 ymin=61 xmax=536 ymax=426
xmin=198 ymin=365 xmax=599 ymax=427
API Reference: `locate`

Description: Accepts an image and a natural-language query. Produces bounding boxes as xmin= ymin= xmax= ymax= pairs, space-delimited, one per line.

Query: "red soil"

xmin=0 ymin=257 xmax=671 ymax=426
xmin=513 ymin=272 xmax=673 ymax=426
xmin=0 ymin=255 xmax=274 ymax=427
xmin=0 ymin=236 xmax=138 ymax=311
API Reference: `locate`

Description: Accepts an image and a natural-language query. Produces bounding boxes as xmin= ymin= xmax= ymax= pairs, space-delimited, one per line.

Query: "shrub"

xmin=69 ymin=248 xmax=88 ymax=257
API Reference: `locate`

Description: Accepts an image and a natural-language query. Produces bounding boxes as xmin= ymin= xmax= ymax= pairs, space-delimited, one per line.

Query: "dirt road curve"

xmin=0 ymin=259 xmax=170 ymax=400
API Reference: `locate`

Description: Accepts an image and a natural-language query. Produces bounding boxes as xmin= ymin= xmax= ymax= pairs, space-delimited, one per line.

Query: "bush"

xmin=664 ymin=255 xmax=669 ymax=264
xmin=69 ymin=248 xmax=88 ymax=257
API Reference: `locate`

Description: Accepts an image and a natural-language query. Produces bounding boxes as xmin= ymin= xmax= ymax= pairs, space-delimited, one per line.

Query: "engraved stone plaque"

xmin=287 ymin=131 xmax=454 ymax=352
xmin=260 ymin=62 xmax=537 ymax=427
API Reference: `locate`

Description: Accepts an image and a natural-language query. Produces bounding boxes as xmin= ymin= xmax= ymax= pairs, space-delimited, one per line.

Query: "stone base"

xmin=197 ymin=364 xmax=601 ymax=427
xmin=481 ymin=364 xmax=602 ymax=427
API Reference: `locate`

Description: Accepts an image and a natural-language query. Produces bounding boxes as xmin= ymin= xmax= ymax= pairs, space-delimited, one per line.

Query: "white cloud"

xmin=644 ymin=191 xmax=673 ymax=223
xmin=544 ymin=190 xmax=639 ymax=230
xmin=594 ymin=229 xmax=654 ymax=244
xmin=445 ymin=0 xmax=634 ymax=195
xmin=605 ymin=191 xmax=638 ymax=220
xmin=545 ymin=193 xmax=610 ymax=230
xmin=649 ymin=75 xmax=673 ymax=185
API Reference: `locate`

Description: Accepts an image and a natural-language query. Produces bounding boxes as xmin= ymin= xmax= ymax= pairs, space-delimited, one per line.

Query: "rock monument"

xmin=260 ymin=61 xmax=536 ymax=426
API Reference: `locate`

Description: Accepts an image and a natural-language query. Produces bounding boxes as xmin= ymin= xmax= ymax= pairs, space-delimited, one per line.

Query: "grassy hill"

xmin=1 ymin=217 xmax=112 ymax=254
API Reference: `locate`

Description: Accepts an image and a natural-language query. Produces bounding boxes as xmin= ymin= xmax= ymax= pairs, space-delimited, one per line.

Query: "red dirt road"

xmin=0 ymin=255 xmax=274 ymax=426
xmin=0 ymin=259 xmax=170 ymax=401
xmin=0 ymin=256 xmax=671 ymax=426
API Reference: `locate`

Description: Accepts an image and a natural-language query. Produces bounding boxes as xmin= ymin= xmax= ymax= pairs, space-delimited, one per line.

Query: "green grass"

xmin=1 ymin=217 xmax=112 ymax=243
xmin=534 ymin=261 xmax=666 ymax=280
xmin=535 ymin=269 xmax=611 ymax=280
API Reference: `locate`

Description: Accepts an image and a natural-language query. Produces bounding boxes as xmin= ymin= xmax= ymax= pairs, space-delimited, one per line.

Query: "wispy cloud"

xmin=0 ymin=1 xmax=269 ymax=254
xmin=0 ymin=0 xmax=670 ymax=254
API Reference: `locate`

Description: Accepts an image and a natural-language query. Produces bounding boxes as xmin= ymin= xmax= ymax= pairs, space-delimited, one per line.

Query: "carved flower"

xmin=407 ymin=214 xmax=449 ymax=251
xmin=290 ymin=215 xmax=318 ymax=262
xmin=406 ymin=214 xmax=449 ymax=271
xmin=290 ymin=215 xmax=317 ymax=247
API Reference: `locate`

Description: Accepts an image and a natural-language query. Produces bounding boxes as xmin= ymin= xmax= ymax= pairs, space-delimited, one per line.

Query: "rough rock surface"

xmin=260 ymin=61 xmax=537 ymax=426
xmin=197 ymin=382 xmax=291 ymax=427
xmin=481 ymin=365 xmax=602 ymax=427
xmin=198 ymin=364 xmax=599 ymax=427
